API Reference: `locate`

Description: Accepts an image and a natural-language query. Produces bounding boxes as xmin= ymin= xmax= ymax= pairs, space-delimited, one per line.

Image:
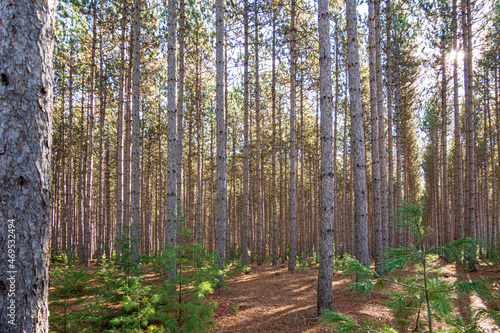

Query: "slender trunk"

xmin=215 ymin=0 xmax=226 ymax=275
xmin=441 ymin=42 xmax=450 ymax=245
xmin=166 ymin=0 xmax=178 ymax=278
xmin=242 ymin=0 xmax=250 ymax=266
xmin=385 ymin=0 xmax=395 ymax=248
xmin=67 ymin=43 xmax=74 ymax=256
xmin=83 ymin=0 xmax=97 ymax=266
xmin=394 ymin=39 xmax=403 ymax=248
xmin=115 ymin=0 xmax=127 ymax=253
xmin=131 ymin=0 xmax=141 ymax=260
xmin=288 ymin=0 xmax=298 ymax=272
xmin=197 ymin=54 xmax=204 ymax=246
xmin=317 ymin=0 xmax=335 ymax=312
xmin=375 ymin=0 xmax=388 ymax=253
xmin=369 ymin=0 xmax=383 ymax=273
xmin=254 ymin=0 xmax=263 ymax=265
xmin=177 ymin=0 xmax=185 ymax=216
xmin=347 ymin=0 xmax=370 ymax=268
xmin=272 ymin=9 xmax=278 ymax=266
xmin=97 ymin=27 xmax=106 ymax=261
xmin=462 ymin=0 xmax=475 ymax=247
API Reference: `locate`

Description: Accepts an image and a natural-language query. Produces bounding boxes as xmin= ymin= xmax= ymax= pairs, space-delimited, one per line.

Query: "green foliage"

xmin=296 ymin=251 xmax=319 ymax=270
xmin=320 ymin=310 xmax=398 ymax=333
xmin=338 ymin=201 xmax=494 ymax=333
xmin=49 ymin=264 xmax=97 ymax=333
xmin=50 ymin=217 xmax=222 ymax=333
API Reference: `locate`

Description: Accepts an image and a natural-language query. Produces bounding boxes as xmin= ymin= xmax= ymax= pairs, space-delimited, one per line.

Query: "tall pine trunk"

xmin=347 ymin=0 xmax=370 ymax=268
xmin=317 ymin=0 xmax=335 ymax=313
xmin=288 ymin=0 xmax=298 ymax=272
xmin=0 ymin=0 xmax=54 ymax=330
xmin=166 ymin=0 xmax=178 ymax=278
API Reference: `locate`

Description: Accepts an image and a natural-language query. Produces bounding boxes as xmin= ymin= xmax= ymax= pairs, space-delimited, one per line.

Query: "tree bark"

xmin=254 ymin=0 xmax=263 ymax=265
xmin=177 ymin=0 xmax=185 ymax=217
xmin=0 ymin=0 xmax=54 ymax=330
xmin=288 ymin=0 xmax=298 ymax=272
xmin=346 ymin=0 xmax=370 ymax=268
xmin=166 ymin=0 xmax=178 ymax=278
xmin=83 ymin=0 xmax=97 ymax=266
xmin=131 ymin=0 xmax=141 ymax=260
xmin=272 ymin=8 xmax=278 ymax=266
xmin=215 ymin=0 xmax=226 ymax=275
xmin=369 ymin=0 xmax=383 ymax=274
xmin=242 ymin=0 xmax=250 ymax=266
xmin=317 ymin=0 xmax=335 ymax=313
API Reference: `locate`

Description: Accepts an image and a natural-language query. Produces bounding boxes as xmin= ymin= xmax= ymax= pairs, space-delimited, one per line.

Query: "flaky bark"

xmin=317 ymin=0 xmax=335 ymax=313
xmin=0 ymin=0 xmax=54 ymax=331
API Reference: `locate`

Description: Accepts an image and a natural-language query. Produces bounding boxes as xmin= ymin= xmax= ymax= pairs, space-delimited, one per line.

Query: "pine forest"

xmin=1 ymin=0 xmax=500 ymax=332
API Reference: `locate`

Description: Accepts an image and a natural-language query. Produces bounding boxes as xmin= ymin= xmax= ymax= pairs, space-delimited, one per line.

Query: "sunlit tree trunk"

xmin=317 ymin=0 xmax=335 ymax=313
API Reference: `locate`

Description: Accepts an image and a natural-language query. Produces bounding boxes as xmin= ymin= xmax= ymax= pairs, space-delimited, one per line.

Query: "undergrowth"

xmin=49 ymin=215 xmax=222 ymax=333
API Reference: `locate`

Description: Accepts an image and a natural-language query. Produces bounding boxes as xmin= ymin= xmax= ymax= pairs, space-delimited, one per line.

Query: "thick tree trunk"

xmin=317 ymin=0 xmax=335 ymax=313
xmin=346 ymin=0 xmax=370 ymax=268
xmin=0 ymin=0 xmax=54 ymax=331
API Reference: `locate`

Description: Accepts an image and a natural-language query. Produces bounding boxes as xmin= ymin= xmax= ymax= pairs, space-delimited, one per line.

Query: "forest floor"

xmin=49 ymin=258 xmax=500 ymax=332
xmin=208 ymin=260 xmax=500 ymax=333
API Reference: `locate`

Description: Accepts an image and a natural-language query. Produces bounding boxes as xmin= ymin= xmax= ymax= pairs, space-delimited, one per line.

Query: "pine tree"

xmin=0 ymin=0 xmax=54 ymax=330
